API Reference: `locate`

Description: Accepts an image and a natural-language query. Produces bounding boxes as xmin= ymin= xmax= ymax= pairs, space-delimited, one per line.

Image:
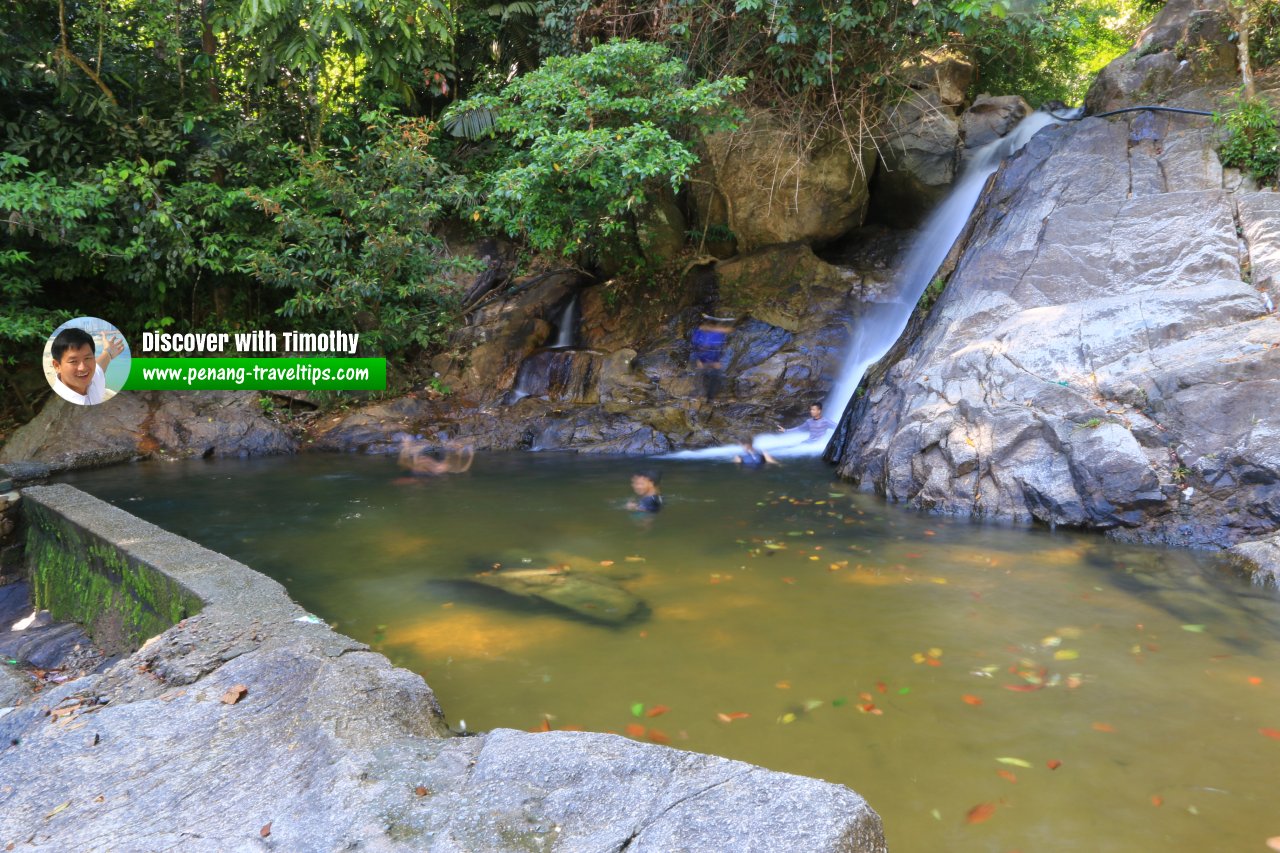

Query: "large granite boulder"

xmin=872 ymin=90 xmax=962 ymax=226
xmin=0 ymin=391 xmax=296 ymax=471
xmin=1084 ymin=0 xmax=1237 ymax=113
xmin=692 ymin=107 xmax=876 ymax=249
xmin=962 ymin=94 xmax=1032 ymax=149
xmin=834 ymin=111 xmax=1280 ymax=549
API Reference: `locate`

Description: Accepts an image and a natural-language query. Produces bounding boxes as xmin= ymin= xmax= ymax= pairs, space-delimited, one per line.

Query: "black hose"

xmin=1052 ymin=105 xmax=1215 ymax=121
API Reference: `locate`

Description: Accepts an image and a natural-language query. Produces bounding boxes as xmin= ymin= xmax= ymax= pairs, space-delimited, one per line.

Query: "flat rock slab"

xmin=470 ymin=567 xmax=645 ymax=624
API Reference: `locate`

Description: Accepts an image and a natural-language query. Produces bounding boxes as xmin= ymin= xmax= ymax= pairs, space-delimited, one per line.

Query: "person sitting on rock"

xmin=398 ymin=436 xmax=474 ymax=476
xmin=625 ymin=470 xmax=663 ymax=513
xmin=734 ymin=437 xmax=779 ymax=467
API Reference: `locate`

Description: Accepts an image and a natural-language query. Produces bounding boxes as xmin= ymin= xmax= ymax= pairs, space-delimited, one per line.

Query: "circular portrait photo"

xmin=43 ymin=317 xmax=132 ymax=406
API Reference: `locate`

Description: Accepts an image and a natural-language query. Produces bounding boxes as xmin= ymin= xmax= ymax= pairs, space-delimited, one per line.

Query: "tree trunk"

xmin=1238 ymin=0 xmax=1256 ymax=98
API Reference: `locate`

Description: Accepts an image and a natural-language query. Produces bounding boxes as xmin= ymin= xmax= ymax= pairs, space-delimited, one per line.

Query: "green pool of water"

xmin=65 ymin=453 xmax=1280 ymax=852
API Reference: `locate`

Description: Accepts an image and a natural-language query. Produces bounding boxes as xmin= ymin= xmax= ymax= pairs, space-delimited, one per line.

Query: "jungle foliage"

xmin=0 ymin=0 xmax=1226 ymax=412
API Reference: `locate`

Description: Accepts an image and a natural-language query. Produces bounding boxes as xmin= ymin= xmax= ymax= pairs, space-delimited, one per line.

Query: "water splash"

xmin=670 ymin=111 xmax=1061 ymax=461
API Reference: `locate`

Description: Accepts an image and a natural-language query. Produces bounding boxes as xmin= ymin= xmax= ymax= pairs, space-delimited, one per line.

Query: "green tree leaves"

xmin=447 ymin=40 xmax=743 ymax=261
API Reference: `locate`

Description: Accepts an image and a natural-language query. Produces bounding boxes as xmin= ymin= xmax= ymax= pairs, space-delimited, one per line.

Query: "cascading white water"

xmin=550 ymin=292 xmax=580 ymax=350
xmin=669 ymin=110 xmax=1061 ymax=461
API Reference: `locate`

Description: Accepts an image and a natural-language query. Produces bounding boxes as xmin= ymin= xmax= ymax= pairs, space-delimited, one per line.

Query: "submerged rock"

xmin=470 ymin=566 xmax=644 ymax=625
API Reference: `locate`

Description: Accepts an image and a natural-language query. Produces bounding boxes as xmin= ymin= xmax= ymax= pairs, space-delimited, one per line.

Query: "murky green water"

xmin=65 ymin=453 xmax=1280 ymax=852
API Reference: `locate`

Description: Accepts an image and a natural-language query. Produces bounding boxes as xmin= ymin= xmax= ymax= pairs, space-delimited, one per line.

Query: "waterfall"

xmin=669 ymin=110 xmax=1061 ymax=461
xmin=550 ymin=292 xmax=580 ymax=350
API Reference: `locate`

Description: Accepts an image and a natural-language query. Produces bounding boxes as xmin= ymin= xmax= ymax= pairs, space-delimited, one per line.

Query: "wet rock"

xmin=0 ymin=391 xmax=296 ymax=472
xmin=692 ymin=107 xmax=876 ymax=249
xmin=962 ymin=95 xmax=1031 ymax=149
xmin=1231 ymin=533 xmax=1280 ymax=588
xmin=835 ymin=108 xmax=1280 ymax=548
xmin=470 ymin=567 xmax=644 ymax=624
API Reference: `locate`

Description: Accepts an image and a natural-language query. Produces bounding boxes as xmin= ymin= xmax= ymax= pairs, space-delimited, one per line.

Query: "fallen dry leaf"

xmin=45 ymin=801 xmax=71 ymax=820
xmin=221 ymin=684 xmax=248 ymax=705
xmin=415 ymin=786 xmax=429 ymax=797
xmin=965 ymin=802 xmax=997 ymax=824
xmin=1047 ymin=759 xmax=1062 ymax=770
xmin=260 ymin=822 xmax=271 ymax=837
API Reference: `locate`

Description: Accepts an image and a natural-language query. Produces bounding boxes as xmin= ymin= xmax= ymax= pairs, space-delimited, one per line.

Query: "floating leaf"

xmin=1181 ymin=624 xmax=1206 ymax=633
xmin=996 ymin=757 xmax=1031 ymax=768
xmin=875 ymin=682 xmax=887 ymax=694
xmin=1266 ymin=837 xmax=1280 ymax=852
xmin=775 ymin=680 xmax=791 ymax=689
xmin=646 ymin=728 xmax=669 ymax=744
xmin=832 ymin=697 xmax=848 ymax=707
xmin=1092 ymin=722 xmax=1116 ymax=733
xmin=1047 ymin=759 xmax=1062 ymax=770
xmin=803 ymin=699 xmax=824 ymax=712
xmin=1248 ymin=677 xmax=1263 ymax=685
xmin=779 ymin=712 xmax=797 ymax=724
xmin=962 ymin=695 xmax=983 ymax=706
xmin=599 ymin=560 xmax=615 ymax=566
xmin=898 ymin=687 xmax=911 ymax=695
xmin=1150 ymin=795 xmax=1163 ymax=807
xmin=930 ymin=808 xmax=942 ymax=821
xmin=645 ymin=704 xmax=670 ymax=718
xmin=539 ymin=717 xmax=551 ymax=732
xmin=1260 ymin=728 xmax=1280 ymax=740
xmin=996 ymin=770 xmax=1018 ymax=783
xmin=1054 ymin=649 xmax=1080 ymax=661
xmin=965 ymin=802 xmax=997 ymax=824
xmin=716 ymin=711 xmax=750 ymax=723
xmin=625 ymin=723 xmax=646 ymax=738
xmin=630 ymin=702 xmax=645 ymax=718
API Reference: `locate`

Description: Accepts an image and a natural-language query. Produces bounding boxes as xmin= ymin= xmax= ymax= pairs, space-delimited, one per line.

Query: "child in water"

xmin=734 ymin=437 xmax=779 ymax=467
xmin=398 ymin=436 xmax=474 ymax=476
xmin=626 ymin=470 xmax=663 ymax=512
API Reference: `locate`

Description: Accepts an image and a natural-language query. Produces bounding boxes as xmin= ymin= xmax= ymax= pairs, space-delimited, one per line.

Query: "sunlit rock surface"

xmin=835 ymin=108 xmax=1280 ymax=549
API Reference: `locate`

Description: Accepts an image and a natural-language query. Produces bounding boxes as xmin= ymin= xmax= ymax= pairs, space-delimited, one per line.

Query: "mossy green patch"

xmin=24 ymin=503 xmax=203 ymax=656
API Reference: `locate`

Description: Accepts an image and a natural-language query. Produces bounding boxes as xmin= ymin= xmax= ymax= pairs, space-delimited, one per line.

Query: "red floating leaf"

xmin=1003 ymin=684 xmax=1043 ymax=692
xmin=1150 ymin=795 xmax=1163 ymax=807
xmin=962 ymin=695 xmax=983 ymax=706
xmin=645 ymin=705 xmax=670 ymax=718
xmin=1248 ymin=676 xmax=1262 ymax=686
xmin=965 ymin=802 xmax=998 ymax=824
xmin=875 ymin=681 xmax=887 ymax=694
xmin=625 ymin=723 xmax=646 ymax=738
xmin=1046 ymin=759 xmax=1062 ymax=770
xmin=1260 ymin=728 xmax=1280 ymax=740
xmin=539 ymin=717 xmax=551 ymax=732
xmin=1092 ymin=722 xmax=1116 ymax=733
xmin=996 ymin=770 xmax=1018 ymax=784
xmin=646 ymin=728 xmax=669 ymax=744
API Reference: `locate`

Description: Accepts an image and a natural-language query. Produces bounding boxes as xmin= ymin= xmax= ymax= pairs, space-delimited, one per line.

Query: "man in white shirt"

xmin=50 ymin=327 xmax=123 ymax=406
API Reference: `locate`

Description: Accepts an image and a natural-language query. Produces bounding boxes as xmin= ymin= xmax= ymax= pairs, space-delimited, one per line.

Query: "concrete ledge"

xmin=0 ymin=485 xmax=886 ymax=851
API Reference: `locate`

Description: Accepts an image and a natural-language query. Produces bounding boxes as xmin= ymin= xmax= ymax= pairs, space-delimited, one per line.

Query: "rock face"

xmin=693 ymin=107 xmax=876 ymax=249
xmin=1084 ymin=0 xmax=1237 ymax=113
xmin=316 ymin=236 xmax=902 ymax=456
xmin=962 ymin=95 xmax=1032 ymax=149
xmin=0 ymin=391 xmax=296 ymax=471
xmin=0 ymin=484 xmax=887 ymax=852
xmin=834 ymin=108 xmax=1280 ymax=549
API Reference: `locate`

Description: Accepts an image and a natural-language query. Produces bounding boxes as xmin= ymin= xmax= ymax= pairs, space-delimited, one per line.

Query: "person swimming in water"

xmin=398 ymin=436 xmax=475 ymax=476
xmin=733 ymin=437 xmax=779 ymax=467
xmin=625 ymin=470 xmax=663 ymax=513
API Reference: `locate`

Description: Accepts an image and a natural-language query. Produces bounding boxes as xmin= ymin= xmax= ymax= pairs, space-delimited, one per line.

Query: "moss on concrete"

xmin=24 ymin=501 xmax=203 ymax=655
